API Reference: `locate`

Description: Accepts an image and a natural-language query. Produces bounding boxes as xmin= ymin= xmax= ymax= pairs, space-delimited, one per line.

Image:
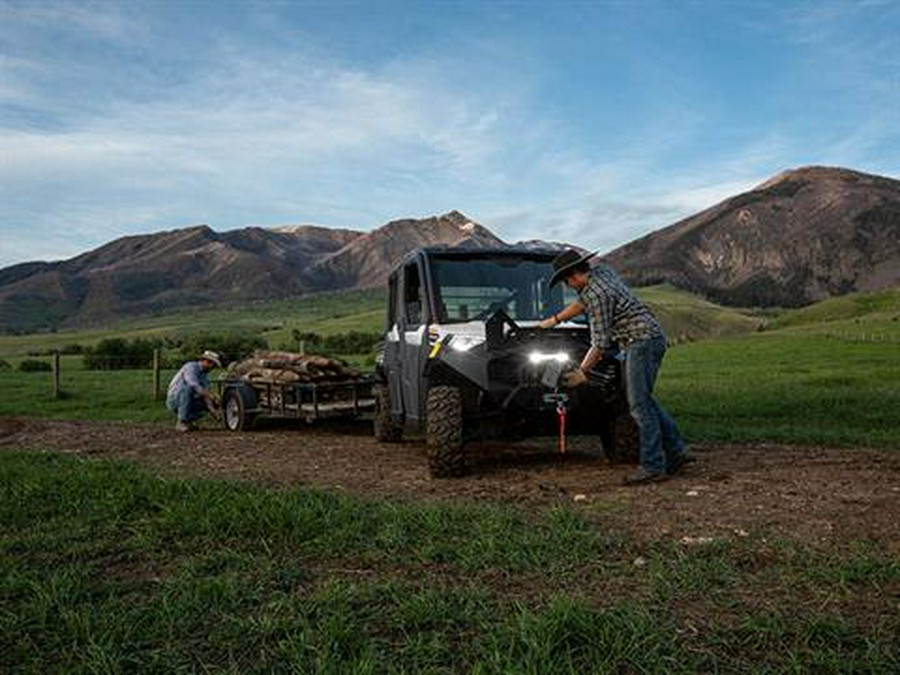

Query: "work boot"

xmin=175 ymin=420 xmax=195 ymax=432
xmin=667 ymin=450 xmax=697 ymax=475
xmin=623 ymin=467 xmax=669 ymax=486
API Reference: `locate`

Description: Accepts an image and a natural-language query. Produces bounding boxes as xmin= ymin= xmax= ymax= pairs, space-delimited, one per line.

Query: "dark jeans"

xmin=625 ymin=336 xmax=685 ymax=473
xmin=166 ymin=386 xmax=207 ymax=423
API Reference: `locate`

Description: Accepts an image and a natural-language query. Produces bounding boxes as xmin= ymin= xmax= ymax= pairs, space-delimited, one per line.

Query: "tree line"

xmin=10 ymin=330 xmax=382 ymax=371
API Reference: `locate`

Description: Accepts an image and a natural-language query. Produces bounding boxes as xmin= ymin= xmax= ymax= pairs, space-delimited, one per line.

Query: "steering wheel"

xmin=473 ymin=294 xmax=516 ymax=321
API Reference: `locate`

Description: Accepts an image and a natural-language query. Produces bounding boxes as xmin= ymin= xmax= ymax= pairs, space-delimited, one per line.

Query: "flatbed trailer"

xmin=218 ymin=376 xmax=376 ymax=431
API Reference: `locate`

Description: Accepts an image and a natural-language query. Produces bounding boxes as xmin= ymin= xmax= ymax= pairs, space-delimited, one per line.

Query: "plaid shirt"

xmin=166 ymin=360 xmax=210 ymax=400
xmin=578 ymin=265 xmax=663 ymax=350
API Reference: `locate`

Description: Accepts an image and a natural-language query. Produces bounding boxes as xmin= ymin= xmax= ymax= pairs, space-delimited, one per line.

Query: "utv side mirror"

xmin=485 ymin=310 xmax=518 ymax=349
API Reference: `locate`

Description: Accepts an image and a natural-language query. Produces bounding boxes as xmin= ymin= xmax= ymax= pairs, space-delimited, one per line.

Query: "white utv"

xmin=375 ymin=247 xmax=638 ymax=477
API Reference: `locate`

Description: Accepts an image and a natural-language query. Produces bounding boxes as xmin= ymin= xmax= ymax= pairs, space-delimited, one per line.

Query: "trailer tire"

xmin=223 ymin=385 xmax=256 ymax=432
xmin=426 ymin=385 xmax=465 ymax=477
xmin=373 ymin=384 xmax=403 ymax=442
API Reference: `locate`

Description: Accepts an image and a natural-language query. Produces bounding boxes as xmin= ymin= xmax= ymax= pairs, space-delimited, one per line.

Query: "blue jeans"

xmin=625 ymin=336 xmax=685 ymax=473
xmin=166 ymin=386 xmax=207 ymax=423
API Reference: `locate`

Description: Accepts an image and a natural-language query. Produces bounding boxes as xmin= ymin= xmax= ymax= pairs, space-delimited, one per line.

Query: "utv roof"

xmin=404 ymin=245 xmax=563 ymax=262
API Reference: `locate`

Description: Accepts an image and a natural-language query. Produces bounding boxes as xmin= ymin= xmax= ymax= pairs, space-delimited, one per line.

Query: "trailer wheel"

xmin=373 ymin=384 xmax=403 ymax=442
xmin=601 ymin=413 xmax=639 ymax=463
xmin=223 ymin=385 xmax=256 ymax=432
xmin=426 ymin=385 xmax=465 ymax=477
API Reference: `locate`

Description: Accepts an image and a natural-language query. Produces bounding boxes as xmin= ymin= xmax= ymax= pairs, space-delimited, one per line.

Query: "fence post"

xmin=299 ymin=340 xmax=306 ymax=356
xmin=152 ymin=348 xmax=161 ymax=401
xmin=52 ymin=350 xmax=61 ymax=399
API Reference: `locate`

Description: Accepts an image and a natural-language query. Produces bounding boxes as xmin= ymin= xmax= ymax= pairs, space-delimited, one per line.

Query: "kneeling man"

xmin=166 ymin=350 xmax=222 ymax=431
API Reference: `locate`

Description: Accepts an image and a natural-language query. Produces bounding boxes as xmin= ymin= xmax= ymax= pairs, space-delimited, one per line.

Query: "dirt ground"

xmin=2 ymin=415 xmax=899 ymax=548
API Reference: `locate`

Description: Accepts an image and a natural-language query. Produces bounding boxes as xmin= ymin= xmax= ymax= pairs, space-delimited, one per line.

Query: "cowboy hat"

xmin=548 ymin=248 xmax=597 ymax=287
xmin=198 ymin=350 xmax=223 ymax=368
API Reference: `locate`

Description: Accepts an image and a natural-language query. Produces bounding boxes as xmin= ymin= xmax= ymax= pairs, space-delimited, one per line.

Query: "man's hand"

xmin=562 ymin=368 xmax=588 ymax=388
xmin=538 ymin=316 xmax=558 ymax=329
xmin=202 ymin=391 xmax=222 ymax=421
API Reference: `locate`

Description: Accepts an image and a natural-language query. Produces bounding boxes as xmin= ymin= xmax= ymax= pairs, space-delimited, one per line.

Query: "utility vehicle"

xmin=375 ymin=247 xmax=638 ymax=477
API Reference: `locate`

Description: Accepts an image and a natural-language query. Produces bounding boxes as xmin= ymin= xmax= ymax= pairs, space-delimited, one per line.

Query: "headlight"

xmin=449 ymin=335 xmax=485 ymax=352
xmin=528 ymin=350 xmax=570 ymax=365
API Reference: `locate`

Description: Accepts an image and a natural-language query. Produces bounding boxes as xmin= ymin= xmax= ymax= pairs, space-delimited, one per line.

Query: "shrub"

xmin=291 ymin=330 xmax=323 ymax=351
xmin=19 ymin=359 xmax=52 ymax=372
xmin=0 ymin=359 xmax=11 ymax=370
xmin=83 ymin=338 xmax=160 ymax=370
xmin=174 ymin=331 xmax=267 ymax=366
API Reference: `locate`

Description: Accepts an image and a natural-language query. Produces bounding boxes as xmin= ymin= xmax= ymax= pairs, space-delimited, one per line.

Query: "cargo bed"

xmin=217 ymin=376 xmax=376 ymax=431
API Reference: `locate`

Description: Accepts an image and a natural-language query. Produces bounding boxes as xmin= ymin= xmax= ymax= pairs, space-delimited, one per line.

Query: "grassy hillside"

xmin=0 ymin=284 xmax=763 ymax=358
xmin=652 ymin=286 xmax=900 ymax=447
xmin=636 ymin=285 xmax=765 ymax=342
xmin=765 ymin=287 xmax=900 ymax=340
xmin=0 ymin=288 xmax=386 ymax=357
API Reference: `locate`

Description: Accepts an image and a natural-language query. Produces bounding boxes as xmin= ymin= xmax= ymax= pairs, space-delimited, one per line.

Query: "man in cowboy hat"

xmin=166 ymin=350 xmax=223 ymax=432
xmin=540 ymin=249 xmax=691 ymax=484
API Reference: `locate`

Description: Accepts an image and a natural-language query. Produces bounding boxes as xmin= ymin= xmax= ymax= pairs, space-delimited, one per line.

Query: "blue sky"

xmin=1 ymin=0 xmax=898 ymax=267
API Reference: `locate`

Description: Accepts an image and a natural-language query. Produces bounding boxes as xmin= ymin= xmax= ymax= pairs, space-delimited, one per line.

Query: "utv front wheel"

xmin=373 ymin=384 xmax=403 ymax=442
xmin=426 ymin=386 xmax=465 ymax=477
xmin=600 ymin=413 xmax=639 ymax=463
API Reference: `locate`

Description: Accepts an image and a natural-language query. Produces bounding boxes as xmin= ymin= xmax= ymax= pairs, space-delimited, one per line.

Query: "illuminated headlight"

xmin=528 ymin=351 xmax=570 ymax=365
xmin=449 ymin=335 xmax=485 ymax=352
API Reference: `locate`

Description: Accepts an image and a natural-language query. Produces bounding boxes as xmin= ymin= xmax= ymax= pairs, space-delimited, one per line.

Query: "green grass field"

xmin=2 ymin=451 xmax=897 ymax=673
xmin=1 ymin=286 xmax=898 ymax=447
xmin=659 ymin=332 xmax=899 ymax=447
xmin=2 ymin=288 xmax=899 ymax=672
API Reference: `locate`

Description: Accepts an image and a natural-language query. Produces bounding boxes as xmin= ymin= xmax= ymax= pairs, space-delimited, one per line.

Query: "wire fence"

xmin=818 ymin=330 xmax=900 ymax=344
xmin=0 ymin=348 xmax=173 ymax=400
xmin=0 ymin=342 xmax=377 ymax=402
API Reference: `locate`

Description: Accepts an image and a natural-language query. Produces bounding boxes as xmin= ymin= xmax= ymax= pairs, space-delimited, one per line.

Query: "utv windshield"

xmin=430 ymin=255 xmax=584 ymax=323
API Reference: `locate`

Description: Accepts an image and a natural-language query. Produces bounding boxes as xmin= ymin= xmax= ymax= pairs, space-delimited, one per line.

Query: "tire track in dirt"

xmin=3 ymin=416 xmax=899 ymax=547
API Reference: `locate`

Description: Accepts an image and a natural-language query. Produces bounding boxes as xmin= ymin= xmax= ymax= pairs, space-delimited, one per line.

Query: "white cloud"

xmin=1 ymin=9 xmax=562 ymax=260
xmin=2 ymin=1 xmax=897 ymax=269
xmin=2 ymin=0 xmax=137 ymax=41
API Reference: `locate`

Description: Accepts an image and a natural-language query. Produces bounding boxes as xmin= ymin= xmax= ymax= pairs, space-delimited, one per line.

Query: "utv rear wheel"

xmin=601 ymin=413 xmax=639 ymax=463
xmin=373 ymin=384 xmax=403 ymax=442
xmin=426 ymin=386 xmax=465 ymax=477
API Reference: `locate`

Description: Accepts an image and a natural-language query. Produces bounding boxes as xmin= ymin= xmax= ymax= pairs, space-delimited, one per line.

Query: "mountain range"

xmin=601 ymin=166 xmax=900 ymax=307
xmin=1 ymin=166 xmax=898 ymax=332
xmin=0 ymin=211 xmax=505 ymax=331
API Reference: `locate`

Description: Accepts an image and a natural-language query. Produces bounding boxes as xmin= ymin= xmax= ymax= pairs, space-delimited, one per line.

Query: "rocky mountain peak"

xmin=305 ymin=211 xmax=507 ymax=290
xmin=603 ymin=166 xmax=900 ymax=307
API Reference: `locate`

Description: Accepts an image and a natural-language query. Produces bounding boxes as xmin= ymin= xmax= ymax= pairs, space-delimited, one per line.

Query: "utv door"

xmin=383 ymin=272 xmax=404 ymax=418
xmin=398 ymin=259 xmax=429 ymax=423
